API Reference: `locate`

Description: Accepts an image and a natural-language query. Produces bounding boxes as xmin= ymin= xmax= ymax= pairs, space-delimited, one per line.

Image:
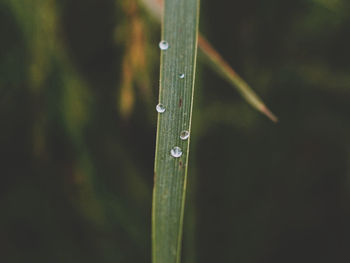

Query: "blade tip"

xmin=261 ymin=105 xmax=278 ymax=123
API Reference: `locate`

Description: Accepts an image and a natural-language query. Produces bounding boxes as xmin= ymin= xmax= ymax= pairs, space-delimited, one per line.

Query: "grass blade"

xmin=140 ymin=0 xmax=277 ymax=122
xmin=198 ymin=36 xmax=278 ymax=122
xmin=152 ymin=0 xmax=200 ymax=262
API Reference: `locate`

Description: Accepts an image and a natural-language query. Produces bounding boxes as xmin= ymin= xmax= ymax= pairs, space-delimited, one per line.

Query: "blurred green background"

xmin=1 ymin=0 xmax=350 ymax=262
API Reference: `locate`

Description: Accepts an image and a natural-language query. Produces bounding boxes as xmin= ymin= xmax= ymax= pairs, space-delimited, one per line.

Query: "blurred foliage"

xmin=1 ymin=0 xmax=350 ymax=262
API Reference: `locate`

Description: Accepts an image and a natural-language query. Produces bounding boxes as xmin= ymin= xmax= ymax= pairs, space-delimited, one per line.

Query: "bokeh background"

xmin=1 ymin=0 xmax=350 ymax=262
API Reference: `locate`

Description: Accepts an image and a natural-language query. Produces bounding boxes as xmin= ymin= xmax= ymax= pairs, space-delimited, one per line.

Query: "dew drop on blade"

xmin=170 ymin=146 xmax=182 ymax=158
xmin=180 ymin=130 xmax=190 ymax=140
xmin=156 ymin=103 xmax=165 ymax=113
xmin=159 ymin=40 xmax=169 ymax=50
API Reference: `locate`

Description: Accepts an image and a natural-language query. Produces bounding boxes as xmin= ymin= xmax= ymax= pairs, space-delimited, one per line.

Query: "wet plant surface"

xmin=1 ymin=0 xmax=350 ymax=262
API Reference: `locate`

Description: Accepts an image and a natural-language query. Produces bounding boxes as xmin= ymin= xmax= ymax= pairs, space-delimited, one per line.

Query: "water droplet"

xmin=156 ymin=103 xmax=166 ymax=113
xmin=170 ymin=146 xmax=182 ymax=158
xmin=179 ymin=73 xmax=185 ymax=79
xmin=180 ymin=130 xmax=190 ymax=140
xmin=159 ymin=40 xmax=169 ymax=50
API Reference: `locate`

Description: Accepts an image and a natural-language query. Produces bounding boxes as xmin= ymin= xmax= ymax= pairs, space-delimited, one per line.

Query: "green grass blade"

xmin=152 ymin=0 xmax=200 ymax=262
xmin=140 ymin=0 xmax=277 ymax=122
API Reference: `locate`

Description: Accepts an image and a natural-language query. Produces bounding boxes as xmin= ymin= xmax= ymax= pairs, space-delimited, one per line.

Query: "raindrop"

xmin=170 ymin=146 xmax=182 ymax=158
xmin=156 ymin=103 xmax=166 ymax=113
xmin=180 ymin=130 xmax=190 ymax=140
xmin=179 ymin=73 xmax=185 ymax=79
xmin=159 ymin=40 xmax=169 ymax=50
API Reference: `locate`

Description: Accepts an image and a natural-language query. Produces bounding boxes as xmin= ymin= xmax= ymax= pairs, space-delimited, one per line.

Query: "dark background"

xmin=1 ymin=0 xmax=350 ymax=262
